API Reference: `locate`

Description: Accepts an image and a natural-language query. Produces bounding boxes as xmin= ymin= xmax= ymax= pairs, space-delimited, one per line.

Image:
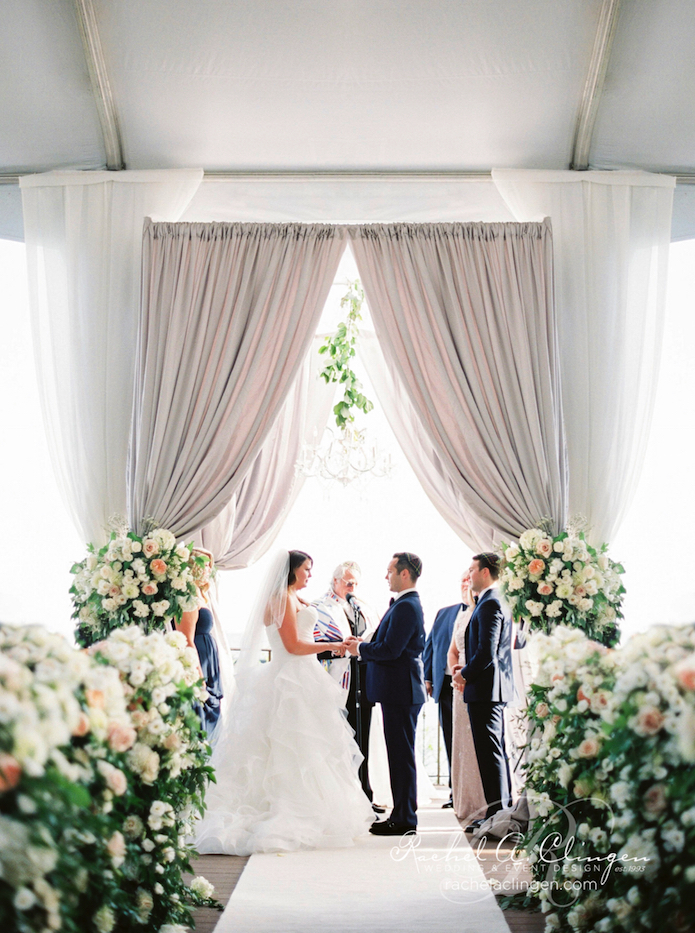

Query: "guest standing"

xmin=453 ymin=552 xmax=515 ymax=829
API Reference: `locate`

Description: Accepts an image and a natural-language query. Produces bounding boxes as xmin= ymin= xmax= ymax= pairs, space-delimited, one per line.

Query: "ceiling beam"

xmin=73 ymin=0 xmax=124 ymax=170
xmin=571 ymin=0 xmax=622 ymax=171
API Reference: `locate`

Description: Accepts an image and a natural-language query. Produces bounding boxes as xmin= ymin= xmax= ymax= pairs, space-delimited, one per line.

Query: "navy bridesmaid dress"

xmin=194 ymin=606 xmax=223 ymax=737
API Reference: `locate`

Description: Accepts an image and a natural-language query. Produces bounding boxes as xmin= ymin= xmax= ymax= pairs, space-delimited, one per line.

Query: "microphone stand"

xmin=346 ymin=593 xmax=364 ymax=757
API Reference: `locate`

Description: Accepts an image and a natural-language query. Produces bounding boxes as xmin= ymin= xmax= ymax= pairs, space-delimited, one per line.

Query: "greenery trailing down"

xmin=318 ymin=279 xmax=374 ymax=430
xmin=500 ymin=523 xmax=624 ymax=648
xmin=0 ymin=623 xmax=218 ymax=933
xmin=519 ymin=624 xmax=695 ymax=933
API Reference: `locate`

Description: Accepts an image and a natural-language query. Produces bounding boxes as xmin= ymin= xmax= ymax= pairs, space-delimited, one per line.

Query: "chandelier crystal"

xmin=296 ymin=426 xmax=392 ymax=487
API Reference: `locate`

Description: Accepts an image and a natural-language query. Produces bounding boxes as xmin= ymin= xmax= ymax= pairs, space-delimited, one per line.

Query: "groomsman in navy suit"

xmin=346 ymin=552 xmax=426 ymax=836
xmin=423 ymin=580 xmax=469 ymax=808
xmin=453 ymin=552 xmax=515 ymax=829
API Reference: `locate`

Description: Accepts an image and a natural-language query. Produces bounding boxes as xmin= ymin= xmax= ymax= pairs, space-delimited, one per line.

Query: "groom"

xmin=346 ymin=552 xmax=426 ymax=836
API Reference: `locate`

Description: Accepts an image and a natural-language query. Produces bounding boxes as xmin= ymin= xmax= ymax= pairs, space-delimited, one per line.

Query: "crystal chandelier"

xmin=297 ymin=426 xmax=393 ymax=487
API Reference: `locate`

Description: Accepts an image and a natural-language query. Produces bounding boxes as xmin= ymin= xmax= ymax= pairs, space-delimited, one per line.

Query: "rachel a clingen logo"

xmin=389 ymin=799 xmax=651 ymax=907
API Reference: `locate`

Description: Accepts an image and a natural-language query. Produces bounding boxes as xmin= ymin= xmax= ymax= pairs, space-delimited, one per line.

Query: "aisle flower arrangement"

xmin=500 ymin=526 xmax=624 ymax=646
xmin=70 ymin=528 xmax=201 ymax=647
xmin=521 ymin=624 xmax=695 ymax=933
xmin=0 ymin=623 xmax=215 ymax=933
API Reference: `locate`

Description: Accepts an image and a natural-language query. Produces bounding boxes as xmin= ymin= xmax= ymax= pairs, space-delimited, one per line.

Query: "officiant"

xmin=312 ymin=561 xmax=377 ymax=806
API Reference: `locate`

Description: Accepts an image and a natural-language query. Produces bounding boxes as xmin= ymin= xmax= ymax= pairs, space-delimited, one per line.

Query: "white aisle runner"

xmin=216 ymin=807 xmax=510 ymax=933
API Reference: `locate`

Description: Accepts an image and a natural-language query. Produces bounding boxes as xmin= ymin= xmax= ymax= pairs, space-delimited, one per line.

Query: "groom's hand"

xmin=452 ymin=667 xmax=466 ymax=690
xmin=344 ymin=636 xmax=362 ymax=656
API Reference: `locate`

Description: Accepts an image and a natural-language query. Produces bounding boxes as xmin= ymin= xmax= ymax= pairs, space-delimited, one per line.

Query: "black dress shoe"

xmin=464 ymin=818 xmax=485 ymax=833
xmin=441 ymin=800 xmax=454 ymax=809
xmin=370 ymin=819 xmax=417 ymax=836
xmin=372 ymin=803 xmax=386 ymax=814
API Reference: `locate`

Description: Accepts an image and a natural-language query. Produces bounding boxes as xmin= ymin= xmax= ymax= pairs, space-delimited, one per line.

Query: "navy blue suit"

xmin=423 ymin=603 xmax=462 ymax=798
xmin=360 ymin=590 xmax=426 ymax=827
xmin=460 ymin=587 xmax=515 ymax=817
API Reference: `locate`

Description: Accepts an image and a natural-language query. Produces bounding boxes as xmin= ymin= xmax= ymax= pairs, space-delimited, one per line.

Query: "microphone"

xmin=346 ymin=593 xmax=366 ymax=636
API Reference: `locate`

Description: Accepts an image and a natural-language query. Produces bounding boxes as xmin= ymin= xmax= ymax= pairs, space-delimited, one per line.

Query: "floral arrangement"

xmin=0 ymin=623 xmax=216 ymax=933
xmin=500 ymin=526 xmax=624 ymax=646
xmin=70 ymin=527 xmax=201 ymax=647
xmin=520 ymin=624 xmax=695 ymax=933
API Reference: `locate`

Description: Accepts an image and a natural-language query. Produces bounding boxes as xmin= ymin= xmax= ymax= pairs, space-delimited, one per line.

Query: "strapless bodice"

xmin=266 ymin=605 xmax=318 ymax=657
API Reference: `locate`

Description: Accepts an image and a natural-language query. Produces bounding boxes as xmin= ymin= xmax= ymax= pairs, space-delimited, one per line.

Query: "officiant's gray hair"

xmin=332 ymin=561 xmax=361 ymax=583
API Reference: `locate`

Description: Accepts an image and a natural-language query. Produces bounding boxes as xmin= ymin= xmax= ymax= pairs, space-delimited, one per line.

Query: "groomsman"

xmin=453 ymin=552 xmax=514 ymax=829
xmin=423 ymin=576 xmax=470 ymax=807
xmin=346 ymin=552 xmax=426 ymax=836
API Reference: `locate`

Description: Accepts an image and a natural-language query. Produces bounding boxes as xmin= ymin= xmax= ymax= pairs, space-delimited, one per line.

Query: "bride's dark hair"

xmin=288 ymin=550 xmax=312 ymax=586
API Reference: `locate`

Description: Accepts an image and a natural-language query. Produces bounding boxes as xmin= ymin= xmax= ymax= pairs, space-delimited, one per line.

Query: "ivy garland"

xmin=318 ymin=279 xmax=374 ymax=429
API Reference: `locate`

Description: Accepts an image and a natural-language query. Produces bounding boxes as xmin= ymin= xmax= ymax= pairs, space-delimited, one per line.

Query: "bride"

xmin=195 ymin=549 xmax=374 ymax=855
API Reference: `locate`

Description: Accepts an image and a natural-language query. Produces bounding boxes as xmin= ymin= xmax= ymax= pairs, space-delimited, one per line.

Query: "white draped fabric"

xmin=128 ymin=221 xmax=346 ymax=539
xmin=349 ymin=222 xmax=567 ymax=547
xmin=198 ymin=337 xmax=336 ymax=569
xmin=493 ymin=170 xmax=675 ymax=544
xmin=19 ymin=169 xmax=204 ymax=545
xmin=360 ymin=332 xmax=495 ymax=550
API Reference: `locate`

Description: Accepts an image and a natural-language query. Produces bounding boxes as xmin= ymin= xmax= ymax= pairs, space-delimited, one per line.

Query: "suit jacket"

xmin=359 ymin=590 xmax=427 ymax=706
xmin=423 ymin=603 xmax=464 ymax=702
xmin=460 ymin=588 xmax=515 ymax=704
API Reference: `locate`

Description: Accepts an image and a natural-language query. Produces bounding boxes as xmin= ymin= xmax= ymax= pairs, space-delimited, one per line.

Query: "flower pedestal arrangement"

xmin=70 ymin=528 xmax=202 ymax=647
xmin=0 ymin=623 xmax=217 ymax=933
xmin=520 ymin=624 xmax=695 ymax=932
xmin=500 ymin=526 xmax=625 ymax=648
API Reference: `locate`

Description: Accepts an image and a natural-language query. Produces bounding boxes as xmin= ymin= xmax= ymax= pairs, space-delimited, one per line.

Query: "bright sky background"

xmin=1 ymin=238 xmax=694 ymax=646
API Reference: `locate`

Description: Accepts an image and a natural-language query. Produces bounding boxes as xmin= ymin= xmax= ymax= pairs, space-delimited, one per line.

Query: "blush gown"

xmin=195 ymin=606 xmax=374 ymax=855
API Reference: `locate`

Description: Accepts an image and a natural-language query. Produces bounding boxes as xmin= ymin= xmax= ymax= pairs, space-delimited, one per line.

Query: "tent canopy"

xmin=3 ymin=0 xmax=695 ymax=237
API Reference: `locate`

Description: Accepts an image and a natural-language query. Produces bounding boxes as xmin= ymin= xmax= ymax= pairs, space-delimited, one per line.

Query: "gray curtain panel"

xmin=349 ymin=221 xmax=567 ymax=544
xmin=128 ymin=220 xmax=346 ymax=537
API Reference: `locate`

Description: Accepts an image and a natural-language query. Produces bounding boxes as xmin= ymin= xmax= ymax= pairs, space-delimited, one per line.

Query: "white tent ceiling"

xmin=3 ymin=0 xmax=695 ymax=237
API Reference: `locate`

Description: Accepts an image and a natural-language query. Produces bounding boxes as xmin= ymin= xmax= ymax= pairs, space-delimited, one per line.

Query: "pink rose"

xmin=537 ymin=582 xmax=553 ymax=596
xmin=143 ymin=539 xmax=159 ymax=557
xmin=574 ymin=585 xmax=587 ymax=597
xmin=105 ymin=768 xmax=127 ymax=796
xmin=674 ymin=656 xmax=695 ymax=691
xmin=108 ymin=720 xmax=137 ymax=753
xmin=643 ymin=783 xmax=667 ymax=816
xmin=142 ymin=582 xmax=158 ymax=596
xmin=0 ymin=753 xmax=22 ymax=792
xmin=150 ymin=559 xmax=167 ymax=576
xmin=536 ymin=539 xmax=553 ymax=558
xmin=109 ymin=585 xmax=121 ymax=597
xmin=106 ymin=830 xmax=126 ymax=867
xmin=535 ymin=702 xmax=549 ymax=719
xmin=528 ymin=559 xmax=545 ymax=576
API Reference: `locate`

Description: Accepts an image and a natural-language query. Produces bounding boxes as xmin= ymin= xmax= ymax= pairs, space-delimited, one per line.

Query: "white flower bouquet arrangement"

xmin=518 ymin=624 xmax=695 ymax=932
xmin=0 ymin=623 xmax=216 ymax=933
xmin=70 ymin=527 xmax=201 ymax=647
xmin=500 ymin=525 xmax=624 ymax=647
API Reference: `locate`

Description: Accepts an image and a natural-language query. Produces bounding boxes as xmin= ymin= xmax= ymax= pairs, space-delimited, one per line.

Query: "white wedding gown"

xmin=195 ymin=606 xmax=374 ymax=855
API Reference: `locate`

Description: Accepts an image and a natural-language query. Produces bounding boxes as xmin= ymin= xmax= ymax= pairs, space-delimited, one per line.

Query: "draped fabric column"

xmin=349 ymin=222 xmax=567 ymax=546
xmin=128 ymin=221 xmax=346 ymax=538
xmin=492 ymin=170 xmax=674 ymax=544
xmin=197 ymin=336 xmax=336 ymax=569
xmin=19 ymin=169 xmax=204 ymax=545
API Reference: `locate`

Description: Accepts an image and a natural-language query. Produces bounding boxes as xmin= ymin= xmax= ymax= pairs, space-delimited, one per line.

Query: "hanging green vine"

xmin=318 ymin=279 xmax=374 ymax=429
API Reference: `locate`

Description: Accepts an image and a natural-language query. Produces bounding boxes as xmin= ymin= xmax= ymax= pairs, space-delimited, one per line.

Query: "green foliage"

xmin=318 ymin=279 xmax=374 ymax=429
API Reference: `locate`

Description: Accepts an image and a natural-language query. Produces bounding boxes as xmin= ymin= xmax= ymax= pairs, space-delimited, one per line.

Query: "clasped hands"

xmin=328 ymin=636 xmax=363 ymax=657
xmin=452 ymin=664 xmax=466 ymax=693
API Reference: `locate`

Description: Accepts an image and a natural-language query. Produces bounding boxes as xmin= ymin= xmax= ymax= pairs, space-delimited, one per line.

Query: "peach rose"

xmin=674 ymin=655 xmax=695 ymax=691
xmin=142 ymin=582 xmax=158 ymax=597
xmin=577 ymin=686 xmax=591 ymax=703
xmin=106 ymin=830 xmax=126 ymax=867
xmin=85 ymin=689 xmax=105 ymax=709
xmin=105 ymin=768 xmax=127 ymax=797
xmin=535 ymin=702 xmax=550 ymax=719
xmin=108 ymin=720 xmax=137 ymax=753
xmin=577 ymin=737 xmax=600 ymax=758
xmin=0 ymin=753 xmax=22 ymax=792
xmin=150 ymin=559 xmax=167 ymax=576
xmin=536 ymin=539 xmax=553 ymax=558
xmin=590 ymin=690 xmax=611 ymax=712
xmin=528 ymin=559 xmax=545 ymax=576
xmin=635 ymin=706 xmax=665 ymax=735
xmin=143 ymin=539 xmax=159 ymax=557
xmin=73 ymin=711 xmax=91 ymax=737
xmin=537 ymin=582 xmax=553 ymax=596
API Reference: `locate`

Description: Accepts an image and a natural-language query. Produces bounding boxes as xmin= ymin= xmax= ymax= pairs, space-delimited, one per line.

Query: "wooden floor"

xmin=185 ymin=829 xmax=543 ymax=933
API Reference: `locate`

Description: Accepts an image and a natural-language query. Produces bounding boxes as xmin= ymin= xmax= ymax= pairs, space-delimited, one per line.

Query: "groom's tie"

xmin=389 ymin=597 xmax=395 ymax=607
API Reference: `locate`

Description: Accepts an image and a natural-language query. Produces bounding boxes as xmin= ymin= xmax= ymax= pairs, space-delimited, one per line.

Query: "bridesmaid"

xmin=177 ymin=549 xmax=223 ymax=738
xmin=446 ymin=572 xmax=486 ymax=822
